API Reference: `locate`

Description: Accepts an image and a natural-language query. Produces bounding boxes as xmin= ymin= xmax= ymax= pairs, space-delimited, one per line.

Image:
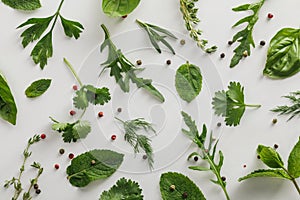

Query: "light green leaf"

xmin=257 ymin=145 xmax=284 ymax=168
xmin=102 ymin=0 xmax=140 ymax=17
xmin=73 ymin=88 xmax=89 ymax=110
xmin=73 ymin=120 xmax=91 ymax=139
xmin=2 ymin=0 xmax=41 ymax=10
xmin=189 ymin=166 xmax=210 ymax=171
xmin=288 ymin=137 xmax=300 ymax=178
xmin=25 ymin=79 xmax=51 ymax=98
xmin=67 ymin=149 xmax=124 ymax=187
xmin=238 ymin=169 xmax=291 ymax=181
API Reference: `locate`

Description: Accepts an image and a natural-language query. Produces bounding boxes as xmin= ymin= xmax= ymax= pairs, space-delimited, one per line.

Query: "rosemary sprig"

xmin=4 ymin=135 xmax=42 ymax=200
xmin=115 ymin=117 xmax=155 ymax=170
xmin=271 ymin=91 xmax=300 ymax=121
xmin=136 ymin=19 xmax=177 ymax=54
xmin=179 ymin=0 xmax=217 ymax=53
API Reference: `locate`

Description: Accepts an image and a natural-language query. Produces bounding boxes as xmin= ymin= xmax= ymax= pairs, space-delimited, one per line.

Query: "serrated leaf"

xmin=181 ymin=111 xmax=199 ymax=141
xmin=73 ymin=88 xmax=89 ymax=109
xmin=238 ymin=169 xmax=291 ymax=181
xmin=0 ymin=73 xmax=17 ymax=125
xmin=160 ymin=172 xmax=206 ymax=200
xmin=85 ymin=85 xmax=111 ymax=105
xmin=60 ymin=15 xmax=84 ymax=39
xmin=25 ymin=79 xmax=51 ymax=98
xmin=257 ymin=145 xmax=284 ymax=168
xmin=212 ymin=90 xmax=227 ymax=117
xmin=2 ymin=0 xmax=41 ymax=10
xmin=288 ymin=137 xmax=300 ymax=178
xmin=73 ymin=120 xmax=91 ymax=140
xmin=175 ymin=62 xmax=202 ymax=103
xmin=99 ymin=177 xmax=143 ymax=200
xmin=102 ymin=0 xmax=141 ymax=17
xmin=67 ymin=149 xmax=124 ymax=187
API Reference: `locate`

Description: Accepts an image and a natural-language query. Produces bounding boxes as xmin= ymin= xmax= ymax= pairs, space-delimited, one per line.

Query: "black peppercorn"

xmin=193 ymin=156 xmax=199 ymax=162
xmin=166 ymin=60 xmax=171 ymax=65
xmin=35 ymin=189 xmax=41 ymax=194
xmin=220 ymin=53 xmax=225 ymax=58
xmin=136 ymin=60 xmax=142 ymax=65
xmin=260 ymin=40 xmax=266 ymax=46
xmin=257 ymin=155 xmax=261 ymax=159
xmin=221 ymin=176 xmax=226 ymax=181
xmin=182 ymin=192 xmax=188 ymax=199
xmin=274 ymin=144 xmax=279 ymax=149
xmin=33 ymin=184 xmax=39 ymax=190
xmin=272 ymin=118 xmax=277 ymax=124
xmin=117 ymin=107 xmax=122 ymax=113
xmin=143 ymin=155 xmax=148 ymax=160
xmin=59 ymin=148 xmax=65 ymax=155
xmin=217 ymin=122 xmax=222 ymax=127
xmin=228 ymin=41 xmax=233 ymax=45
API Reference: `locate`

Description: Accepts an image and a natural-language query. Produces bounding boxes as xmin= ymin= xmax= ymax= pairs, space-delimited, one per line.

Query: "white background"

xmin=0 ymin=0 xmax=300 ymax=199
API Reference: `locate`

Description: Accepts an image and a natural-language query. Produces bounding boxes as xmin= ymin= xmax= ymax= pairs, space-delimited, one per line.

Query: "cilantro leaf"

xmin=73 ymin=120 xmax=91 ymax=140
xmin=25 ymin=79 xmax=51 ymax=98
xmin=212 ymin=81 xmax=261 ymax=126
xmin=60 ymin=15 xmax=84 ymax=39
xmin=99 ymin=177 xmax=143 ymax=200
xmin=73 ymin=88 xmax=89 ymax=109
xmin=230 ymin=0 xmax=265 ymax=68
xmin=2 ymin=0 xmax=41 ymax=10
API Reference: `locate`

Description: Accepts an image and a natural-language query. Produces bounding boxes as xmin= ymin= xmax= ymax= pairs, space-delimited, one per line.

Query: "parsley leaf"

xmin=2 ymin=0 xmax=41 ymax=11
xmin=230 ymin=0 xmax=265 ymax=68
xmin=60 ymin=15 xmax=84 ymax=39
xmin=100 ymin=24 xmax=165 ymax=103
xmin=212 ymin=82 xmax=261 ymax=126
xmin=99 ymin=177 xmax=143 ymax=200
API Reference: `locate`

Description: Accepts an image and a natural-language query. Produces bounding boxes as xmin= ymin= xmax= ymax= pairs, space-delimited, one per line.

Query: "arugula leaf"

xmin=181 ymin=111 xmax=230 ymax=200
xmin=60 ymin=15 xmax=84 ymax=39
xmin=102 ymin=0 xmax=140 ymax=17
xmin=136 ymin=19 xmax=177 ymax=54
xmin=66 ymin=149 xmax=124 ymax=187
xmin=238 ymin=169 xmax=291 ymax=181
xmin=212 ymin=82 xmax=261 ymax=126
xmin=99 ymin=177 xmax=143 ymax=200
xmin=263 ymin=28 xmax=300 ymax=79
xmin=175 ymin=62 xmax=202 ymax=103
xmin=100 ymin=24 xmax=165 ymax=103
xmin=288 ymin=137 xmax=300 ymax=178
xmin=257 ymin=145 xmax=284 ymax=168
xmin=230 ymin=0 xmax=265 ymax=68
xmin=25 ymin=79 xmax=51 ymax=98
xmin=160 ymin=172 xmax=206 ymax=200
xmin=0 ymin=73 xmax=17 ymax=125
xmin=2 ymin=0 xmax=41 ymax=10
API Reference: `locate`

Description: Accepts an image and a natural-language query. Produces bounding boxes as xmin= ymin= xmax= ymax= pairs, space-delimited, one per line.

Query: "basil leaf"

xmin=175 ymin=62 xmax=202 ymax=103
xmin=102 ymin=0 xmax=140 ymax=17
xmin=2 ymin=0 xmax=41 ymax=10
xmin=257 ymin=145 xmax=284 ymax=168
xmin=0 ymin=73 xmax=17 ymax=125
xmin=263 ymin=28 xmax=300 ymax=79
xmin=66 ymin=149 xmax=124 ymax=187
xmin=288 ymin=137 xmax=300 ymax=178
xmin=238 ymin=169 xmax=291 ymax=181
xmin=25 ymin=79 xmax=51 ymax=98
xmin=160 ymin=172 xmax=206 ymax=200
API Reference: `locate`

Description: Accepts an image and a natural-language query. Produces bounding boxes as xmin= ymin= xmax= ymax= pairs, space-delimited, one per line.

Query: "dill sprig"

xmin=115 ymin=117 xmax=155 ymax=170
xmin=271 ymin=91 xmax=300 ymax=121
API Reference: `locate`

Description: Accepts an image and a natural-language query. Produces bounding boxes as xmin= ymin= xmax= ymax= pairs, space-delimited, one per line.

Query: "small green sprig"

xmin=22 ymin=162 xmax=43 ymax=200
xmin=179 ymin=0 xmax=217 ymax=53
xmin=115 ymin=117 xmax=155 ymax=170
xmin=136 ymin=19 xmax=177 ymax=54
xmin=4 ymin=135 xmax=43 ymax=200
xmin=181 ymin=111 xmax=230 ymax=200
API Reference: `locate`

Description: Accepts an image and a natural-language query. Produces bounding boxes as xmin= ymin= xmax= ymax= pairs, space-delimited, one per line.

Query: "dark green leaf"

xmin=288 ymin=137 xmax=300 ymax=178
xmin=0 ymin=73 xmax=17 ymax=125
xmin=175 ymin=62 xmax=202 ymax=103
xmin=25 ymin=79 xmax=51 ymax=98
xmin=160 ymin=172 xmax=206 ymax=200
xmin=85 ymin=85 xmax=111 ymax=106
xmin=257 ymin=145 xmax=284 ymax=168
xmin=263 ymin=28 xmax=300 ymax=79
xmin=238 ymin=169 xmax=291 ymax=181
xmin=2 ymin=0 xmax=41 ymax=10
xmin=102 ymin=0 xmax=140 ymax=17
xmin=60 ymin=15 xmax=84 ymax=39
xmin=189 ymin=166 xmax=210 ymax=171
xmin=66 ymin=149 xmax=124 ymax=187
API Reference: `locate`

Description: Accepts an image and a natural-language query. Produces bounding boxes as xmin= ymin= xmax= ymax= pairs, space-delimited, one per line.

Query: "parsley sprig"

xmin=100 ymin=24 xmax=165 ymax=103
xmin=50 ymin=58 xmax=110 ymax=142
xmin=17 ymin=0 xmax=84 ymax=69
xmin=115 ymin=117 xmax=155 ymax=170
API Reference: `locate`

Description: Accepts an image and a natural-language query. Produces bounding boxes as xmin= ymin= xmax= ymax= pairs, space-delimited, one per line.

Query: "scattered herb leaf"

xmin=212 ymin=81 xmax=261 ymax=126
xmin=136 ymin=19 xmax=177 ymax=54
xmin=102 ymin=0 xmax=140 ymax=17
xmin=230 ymin=0 xmax=265 ymax=68
xmin=175 ymin=61 xmax=202 ymax=103
xmin=99 ymin=177 xmax=143 ymax=200
xmin=66 ymin=149 xmax=124 ymax=187
xmin=25 ymin=79 xmax=51 ymax=98
xmin=2 ymin=0 xmax=41 ymax=10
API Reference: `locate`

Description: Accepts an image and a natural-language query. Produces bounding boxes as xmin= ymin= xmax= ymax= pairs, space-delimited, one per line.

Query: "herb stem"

xmin=283 ymin=168 xmax=300 ymax=195
xmin=115 ymin=117 xmax=125 ymax=124
xmin=63 ymin=58 xmax=83 ymax=87
xmin=245 ymin=104 xmax=261 ymax=108
xmin=23 ymin=167 xmax=43 ymax=200
xmin=50 ymin=0 xmax=65 ymax=32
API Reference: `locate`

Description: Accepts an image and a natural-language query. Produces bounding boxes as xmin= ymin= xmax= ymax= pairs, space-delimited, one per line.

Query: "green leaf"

xmin=181 ymin=111 xmax=200 ymax=141
xmin=212 ymin=90 xmax=227 ymax=117
xmin=102 ymin=0 xmax=141 ymax=17
xmin=175 ymin=62 xmax=202 ymax=103
xmin=160 ymin=172 xmax=206 ymax=200
xmin=99 ymin=178 xmax=143 ymax=200
xmin=73 ymin=120 xmax=91 ymax=140
xmin=25 ymin=79 xmax=51 ymax=98
xmin=288 ymin=137 xmax=300 ymax=178
xmin=30 ymin=32 xmax=53 ymax=69
xmin=0 ymin=73 xmax=17 ymax=125
xmin=2 ymin=0 xmax=41 ymax=10
xmin=84 ymin=85 xmax=111 ymax=106
xmin=60 ymin=15 xmax=84 ymax=39
xmin=189 ymin=166 xmax=210 ymax=171
xmin=17 ymin=16 xmax=54 ymax=48
xmin=257 ymin=145 xmax=284 ymax=168
xmin=73 ymin=88 xmax=89 ymax=109
xmin=238 ymin=169 xmax=291 ymax=181
xmin=263 ymin=28 xmax=300 ymax=79
xmin=66 ymin=149 xmax=124 ymax=187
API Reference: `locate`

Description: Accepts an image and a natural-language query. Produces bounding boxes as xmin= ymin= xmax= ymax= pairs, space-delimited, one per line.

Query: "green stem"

xmin=50 ymin=0 xmax=65 ymax=32
xmin=283 ymin=168 xmax=300 ymax=195
xmin=23 ymin=167 xmax=43 ymax=200
xmin=245 ymin=104 xmax=261 ymax=108
xmin=115 ymin=117 xmax=125 ymax=124
xmin=63 ymin=58 xmax=83 ymax=87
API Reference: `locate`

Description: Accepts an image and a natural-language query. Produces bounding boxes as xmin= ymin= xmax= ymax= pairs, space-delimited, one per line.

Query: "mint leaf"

xmin=66 ymin=149 xmax=124 ymax=187
xmin=288 ymin=137 xmax=300 ymax=178
xmin=99 ymin=178 xmax=143 ymax=200
xmin=239 ymin=169 xmax=291 ymax=181
xmin=0 ymin=73 xmax=17 ymax=125
xmin=60 ymin=15 xmax=84 ymax=39
xmin=257 ymin=145 xmax=284 ymax=168
xmin=102 ymin=0 xmax=140 ymax=17
xmin=25 ymin=79 xmax=51 ymax=98
xmin=160 ymin=172 xmax=206 ymax=200
xmin=175 ymin=62 xmax=202 ymax=103
xmin=2 ymin=0 xmax=41 ymax=10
